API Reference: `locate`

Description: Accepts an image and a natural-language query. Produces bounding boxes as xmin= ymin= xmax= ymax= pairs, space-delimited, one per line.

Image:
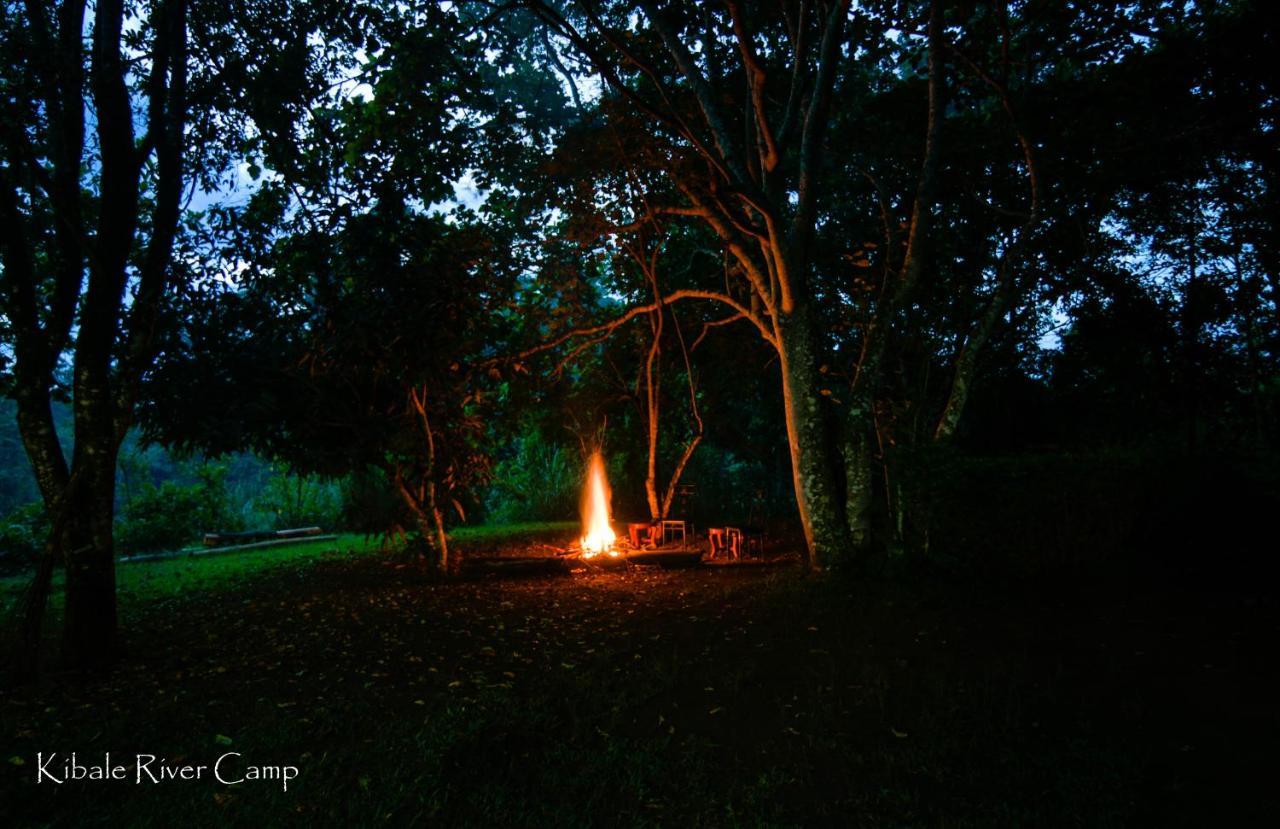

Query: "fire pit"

xmin=573 ymin=450 xmax=630 ymax=567
xmin=567 ymin=450 xmax=703 ymax=569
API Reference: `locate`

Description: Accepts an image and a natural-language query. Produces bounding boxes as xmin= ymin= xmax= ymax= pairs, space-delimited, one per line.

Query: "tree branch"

xmin=510 ymin=287 xmax=777 ymax=367
xmin=725 ymin=0 xmax=781 ymax=173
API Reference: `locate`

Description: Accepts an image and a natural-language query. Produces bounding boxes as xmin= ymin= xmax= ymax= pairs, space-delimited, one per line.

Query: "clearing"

xmin=2 ymin=526 xmax=1276 ymax=826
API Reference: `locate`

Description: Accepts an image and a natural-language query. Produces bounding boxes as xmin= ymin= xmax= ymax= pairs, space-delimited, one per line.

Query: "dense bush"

xmin=115 ymin=465 xmax=242 ymax=554
xmin=340 ymin=466 xmax=407 ymax=539
xmin=486 ymin=436 xmax=579 ymax=524
xmin=0 ymin=501 xmax=48 ymax=569
xmin=249 ymin=468 xmax=344 ymax=530
xmin=895 ymin=447 xmax=1280 ymax=583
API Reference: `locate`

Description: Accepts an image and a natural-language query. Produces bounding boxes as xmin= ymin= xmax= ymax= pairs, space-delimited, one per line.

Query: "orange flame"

xmin=580 ymin=451 xmax=617 ymax=558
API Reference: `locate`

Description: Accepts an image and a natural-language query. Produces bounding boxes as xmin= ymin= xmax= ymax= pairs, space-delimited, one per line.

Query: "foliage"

xmin=115 ymin=466 xmax=242 ymax=554
xmin=486 ymin=430 xmax=580 ymax=524
xmin=499 ymin=0 xmax=1280 ymax=563
xmin=249 ymin=469 xmax=344 ymax=531
xmin=134 ymin=2 xmax=569 ymax=568
xmin=895 ymin=446 xmax=1280 ymax=582
xmin=0 ymin=502 xmax=47 ymax=570
xmin=340 ymin=466 xmax=408 ymax=540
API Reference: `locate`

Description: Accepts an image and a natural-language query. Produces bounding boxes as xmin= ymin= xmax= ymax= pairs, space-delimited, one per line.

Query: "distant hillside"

xmin=1 ymin=399 xmax=276 ymax=520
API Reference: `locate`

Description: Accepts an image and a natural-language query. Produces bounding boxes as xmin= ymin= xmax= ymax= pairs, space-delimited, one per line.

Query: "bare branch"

xmin=725 ymin=0 xmax=781 ymax=172
xmin=638 ymin=0 xmax=749 ymax=185
xmin=691 ymin=312 xmax=746 ymax=351
xmin=509 ymin=287 xmax=777 ymax=368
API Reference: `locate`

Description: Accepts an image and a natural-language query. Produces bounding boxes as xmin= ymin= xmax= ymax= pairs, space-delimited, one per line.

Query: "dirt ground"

xmin=3 ymin=548 xmax=1278 ymax=826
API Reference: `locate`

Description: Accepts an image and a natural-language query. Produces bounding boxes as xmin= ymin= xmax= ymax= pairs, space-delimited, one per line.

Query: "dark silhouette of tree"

xmin=1 ymin=0 xmax=375 ymax=676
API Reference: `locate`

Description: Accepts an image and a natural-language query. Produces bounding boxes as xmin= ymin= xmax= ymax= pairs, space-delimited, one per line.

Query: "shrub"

xmin=487 ymin=437 xmax=578 ymax=524
xmin=0 ymin=502 xmax=48 ymax=570
xmin=249 ymin=467 xmax=344 ymax=530
xmin=115 ymin=465 xmax=240 ymax=554
xmin=894 ymin=446 xmax=1280 ymax=583
xmin=340 ymin=466 xmax=407 ymax=538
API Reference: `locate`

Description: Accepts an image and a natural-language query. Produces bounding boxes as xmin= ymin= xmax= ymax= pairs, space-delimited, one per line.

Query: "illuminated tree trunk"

xmin=643 ymin=309 xmax=663 ymax=520
xmin=777 ymin=306 xmax=851 ymax=568
xmin=393 ymin=467 xmax=450 ymax=574
xmin=404 ymin=385 xmax=452 ymax=573
xmin=418 ymin=493 xmax=449 ymax=574
xmin=638 ymin=303 xmax=705 ymax=522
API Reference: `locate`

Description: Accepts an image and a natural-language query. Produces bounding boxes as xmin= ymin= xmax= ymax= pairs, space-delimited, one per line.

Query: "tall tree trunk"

xmin=6 ymin=394 xmax=71 ymax=680
xmin=840 ymin=407 xmax=875 ymax=550
xmin=3 ymin=0 xmax=187 ymax=679
xmin=777 ymin=305 xmax=850 ymax=568
xmin=840 ymin=0 xmax=944 ymax=557
xmin=59 ymin=467 xmax=118 ymax=670
xmin=643 ymin=308 xmax=663 ymax=520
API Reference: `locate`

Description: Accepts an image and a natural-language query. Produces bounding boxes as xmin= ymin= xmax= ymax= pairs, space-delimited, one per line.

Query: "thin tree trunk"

xmin=406 ymin=386 xmax=451 ymax=573
xmin=393 ymin=470 xmax=449 ymax=573
xmin=425 ymin=482 xmax=449 ymax=574
xmin=840 ymin=404 xmax=875 ymax=550
xmin=934 ymin=269 xmax=1015 ymax=442
xmin=659 ymin=307 xmax=704 ymax=519
xmin=842 ymin=0 xmax=944 ymax=552
xmin=643 ymin=308 xmax=663 ymax=520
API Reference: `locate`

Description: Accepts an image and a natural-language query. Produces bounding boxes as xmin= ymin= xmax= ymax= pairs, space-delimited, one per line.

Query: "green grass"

xmin=0 ymin=521 xmax=578 ymax=615
xmin=449 ymin=520 xmax=575 ymax=543
xmin=0 ymin=534 xmax=364 ymax=612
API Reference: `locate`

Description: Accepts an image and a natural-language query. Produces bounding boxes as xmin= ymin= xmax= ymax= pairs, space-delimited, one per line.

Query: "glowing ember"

xmin=580 ymin=450 xmax=618 ymax=558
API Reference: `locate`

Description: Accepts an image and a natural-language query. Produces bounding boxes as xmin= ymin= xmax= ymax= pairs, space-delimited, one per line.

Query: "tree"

xmin=516 ymin=0 xmax=946 ymax=565
xmin=1 ymin=0 xmax=190 ymax=674
xmin=136 ymin=1 xmax=564 ymax=572
xmin=1 ymin=0 xmax=376 ymax=676
xmin=512 ymin=0 xmax=1274 ymax=566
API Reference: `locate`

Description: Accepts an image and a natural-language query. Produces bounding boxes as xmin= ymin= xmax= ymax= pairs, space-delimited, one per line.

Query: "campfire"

xmin=571 ymin=450 xmax=702 ymax=569
xmin=579 ymin=451 xmax=619 ymax=559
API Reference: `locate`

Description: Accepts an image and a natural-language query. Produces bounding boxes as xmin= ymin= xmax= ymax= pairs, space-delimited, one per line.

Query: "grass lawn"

xmin=1 ymin=524 xmax=1277 ymax=826
xmin=0 ymin=521 xmax=579 ymax=613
